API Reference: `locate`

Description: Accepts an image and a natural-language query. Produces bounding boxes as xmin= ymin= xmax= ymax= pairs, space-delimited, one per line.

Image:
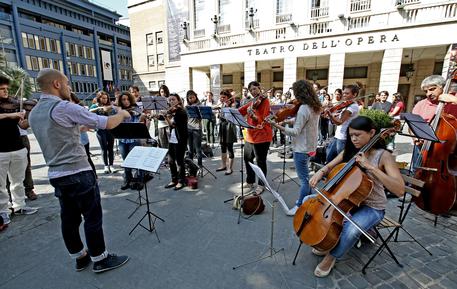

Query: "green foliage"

xmin=359 ymin=109 xmax=394 ymax=130
xmin=0 ymin=65 xmax=33 ymax=99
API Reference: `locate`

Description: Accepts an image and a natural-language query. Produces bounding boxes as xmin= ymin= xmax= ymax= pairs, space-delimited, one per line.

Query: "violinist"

xmin=116 ymin=91 xmax=146 ymax=190
xmin=308 ymin=116 xmax=404 ymax=277
xmin=164 ymin=93 xmax=188 ymax=190
xmin=0 ymin=75 xmax=38 ymax=229
xmin=216 ymin=89 xmax=237 ymax=175
xmin=325 ymin=85 xmax=360 ymax=163
xmin=411 ymin=75 xmax=457 ymax=170
xmin=186 ymin=90 xmax=203 ymax=169
xmin=201 ymin=91 xmax=216 ymax=144
xmin=91 ymin=91 xmax=117 ymax=174
xmin=238 ymin=81 xmax=273 ymax=194
xmin=269 ymin=80 xmax=321 ymax=216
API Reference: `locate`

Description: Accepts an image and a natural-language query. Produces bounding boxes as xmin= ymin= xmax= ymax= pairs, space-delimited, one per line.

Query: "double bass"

xmin=413 ymin=70 xmax=457 ymax=215
xmin=293 ymin=127 xmax=397 ymax=251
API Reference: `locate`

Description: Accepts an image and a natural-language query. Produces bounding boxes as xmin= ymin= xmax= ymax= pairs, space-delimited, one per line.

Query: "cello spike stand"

xmin=232 ymin=199 xmax=286 ymax=270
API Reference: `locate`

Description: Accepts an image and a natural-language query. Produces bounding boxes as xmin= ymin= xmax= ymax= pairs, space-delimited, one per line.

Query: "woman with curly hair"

xmin=269 ymin=80 xmax=322 ymax=215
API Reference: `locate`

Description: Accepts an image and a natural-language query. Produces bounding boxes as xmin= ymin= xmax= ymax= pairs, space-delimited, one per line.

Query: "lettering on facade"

xmin=247 ymin=34 xmax=400 ymax=56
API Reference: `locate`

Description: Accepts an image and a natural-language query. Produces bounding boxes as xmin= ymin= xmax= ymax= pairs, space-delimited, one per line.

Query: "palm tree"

xmin=0 ymin=56 xmax=33 ymax=99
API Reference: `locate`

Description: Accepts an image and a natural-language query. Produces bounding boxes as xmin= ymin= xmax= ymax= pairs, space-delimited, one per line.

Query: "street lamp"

xmin=181 ymin=21 xmax=189 ymax=42
xmin=248 ymin=7 xmax=257 ymax=31
xmin=211 ymin=14 xmax=219 ymax=37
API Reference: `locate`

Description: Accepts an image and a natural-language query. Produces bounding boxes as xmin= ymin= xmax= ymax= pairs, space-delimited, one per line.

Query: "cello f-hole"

xmin=323 ymin=204 xmax=331 ymax=218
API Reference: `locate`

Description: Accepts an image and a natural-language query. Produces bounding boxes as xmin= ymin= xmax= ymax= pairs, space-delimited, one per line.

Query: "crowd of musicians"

xmin=1 ymin=67 xmax=457 ymax=276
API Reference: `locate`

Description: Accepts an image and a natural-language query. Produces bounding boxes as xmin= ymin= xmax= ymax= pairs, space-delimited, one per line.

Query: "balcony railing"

xmin=310 ymin=7 xmax=329 ymax=19
xmin=183 ymin=1 xmax=457 ymax=53
xmin=276 ymin=13 xmax=292 ymax=24
xmin=350 ymin=0 xmax=371 ymax=13
xmin=217 ymin=24 xmax=231 ymax=34
xmin=245 ymin=19 xmax=260 ymax=30
xmin=399 ymin=0 xmax=420 ymax=4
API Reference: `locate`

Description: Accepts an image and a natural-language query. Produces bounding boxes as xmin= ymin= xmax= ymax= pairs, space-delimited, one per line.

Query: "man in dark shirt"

xmin=0 ymin=76 xmax=37 ymax=231
xmin=371 ymin=90 xmax=392 ymax=113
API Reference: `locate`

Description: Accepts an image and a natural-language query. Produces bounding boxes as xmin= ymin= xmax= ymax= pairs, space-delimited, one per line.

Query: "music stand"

xmin=399 ymin=113 xmax=441 ymax=143
xmin=186 ymin=105 xmax=217 ymax=179
xmin=142 ymin=96 xmax=168 ymax=111
xmin=220 ymin=107 xmax=255 ymax=224
xmin=122 ymin=146 xmax=168 ymax=241
xmin=232 ymin=162 xmax=286 ymax=270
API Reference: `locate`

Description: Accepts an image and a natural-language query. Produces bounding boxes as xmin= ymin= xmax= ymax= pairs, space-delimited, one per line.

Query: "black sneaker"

xmin=93 ymin=254 xmax=129 ymax=273
xmin=120 ymin=182 xmax=130 ymax=190
xmin=75 ymin=253 xmax=91 ymax=272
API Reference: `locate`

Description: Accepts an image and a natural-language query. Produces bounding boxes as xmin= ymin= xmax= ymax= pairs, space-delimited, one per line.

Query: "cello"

xmin=413 ymin=70 xmax=457 ymax=215
xmin=293 ymin=126 xmax=397 ymax=251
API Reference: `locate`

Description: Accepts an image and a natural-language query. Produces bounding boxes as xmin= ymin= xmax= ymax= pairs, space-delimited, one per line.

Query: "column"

xmin=11 ymin=2 xmax=25 ymax=68
xmin=244 ymin=60 xmax=256 ymax=87
xmin=210 ymin=64 xmax=222 ymax=98
xmin=93 ymin=29 xmax=103 ymax=90
xmin=283 ymin=56 xmax=297 ymax=91
xmin=112 ymin=35 xmax=119 ymax=89
xmin=328 ymin=53 xmax=345 ymax=94
xmin=378 ymin=48 xmax=403 ymax=95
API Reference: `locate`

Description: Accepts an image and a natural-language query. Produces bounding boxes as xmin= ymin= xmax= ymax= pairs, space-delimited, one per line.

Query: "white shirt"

xmin=334 ymin=103 xmax=359 ymax=140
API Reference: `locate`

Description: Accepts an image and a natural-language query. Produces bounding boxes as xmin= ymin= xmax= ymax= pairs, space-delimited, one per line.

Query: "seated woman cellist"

xmin=308 ymin=116 xmax=404 ymax=277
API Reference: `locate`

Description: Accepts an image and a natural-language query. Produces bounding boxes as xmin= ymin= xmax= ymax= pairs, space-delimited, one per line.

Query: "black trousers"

xmin=49 ymin=170 xmax=106 ymax=258
xmin=244 ymin=141 xmax=270 ymax=186
xmin=96 ymin=129 xmax=114 ymax=166
xmin=168 ymin=143 xmax=187 ymax=184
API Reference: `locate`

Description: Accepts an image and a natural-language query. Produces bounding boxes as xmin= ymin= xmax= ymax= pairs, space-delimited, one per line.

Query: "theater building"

xmin=159 ymin=0 xmax=457 ymax=111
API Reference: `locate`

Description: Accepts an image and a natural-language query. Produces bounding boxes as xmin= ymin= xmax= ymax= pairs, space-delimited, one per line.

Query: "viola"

xmin=270 ymin=99 xmax=301 ymax=123
xmin=413 ymin=69 xmax=457 ymax=214
xmin=293 ymin=126 xmax=398 ymax=251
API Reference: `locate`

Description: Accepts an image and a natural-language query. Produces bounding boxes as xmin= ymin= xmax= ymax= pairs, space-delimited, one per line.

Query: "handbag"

xmin=241 ymin=194 xmax=265 ymax=215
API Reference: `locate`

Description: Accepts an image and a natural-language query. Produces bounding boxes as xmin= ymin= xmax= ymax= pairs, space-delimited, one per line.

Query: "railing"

xmin=308 ymin=21 xmax=331 ymax=35
xmin=402 ymin=2 xmax=457 ymax=23
xmin=399 ymin=0 xmax=420 ymax=4
xmin=217 ymin=24 xmax=231 ymax=34
xmin=219 ymin=33 xmax=245 ymax=47
xmin=99 ymin=39 xmax=113 ymax=46
xmin=348 ymin=16 xmax=371 ymax=30
xmin=276 ymin=13 xmax=292 ymax=24
xmin=310 ymin=6 xmax=329 ymax=19
xmin=350 ymin=0 xmax=371 ymax=13
xmin=193 ymin=29 xmax=206 ymax=38
xmin=187 ymin=39 xmax=210 ymax=50
xmin=245 ymin=19 xmax=260 ymax=30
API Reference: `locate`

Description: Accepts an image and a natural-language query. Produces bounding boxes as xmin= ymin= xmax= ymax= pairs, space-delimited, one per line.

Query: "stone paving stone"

xmin=347 ymin=274 xmax=371 ymax=289
xmin=336 ymin=279 xmax=357 ymax=289
xmin=427 ymin=284 xmax=446 ymax=289
xmin=408 ymin=269 xmax=433 ymax=287
xmin=374 ymin=284 xmax=395 ymax=289
xmin=439 ymin=277 xmax=457 ymax=289
xmin=388 ymin=279 xmax=411 ymax=289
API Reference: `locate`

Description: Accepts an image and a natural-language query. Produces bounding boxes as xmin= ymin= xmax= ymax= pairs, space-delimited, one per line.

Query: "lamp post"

xmin=248 ymin=7 xmax=257 ymax=30
xmin=180 ymin=21 xmax=189 ymax=41
xmin=211 ymin=14 xmax=219 ymax=37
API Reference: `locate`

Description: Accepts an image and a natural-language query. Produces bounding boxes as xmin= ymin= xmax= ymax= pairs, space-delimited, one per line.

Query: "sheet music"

xmin=122 ymin=146 xmax=168 ymax=173
xmin=221 ymin=107 xmax=255 ymax=128
xmin=142 ymin=96 xmax=168 ymax=110
xmin=248 ymin=162 xmax=291 ymax=214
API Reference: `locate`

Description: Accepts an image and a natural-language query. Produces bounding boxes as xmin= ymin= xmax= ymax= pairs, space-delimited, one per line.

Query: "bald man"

xmin=29 ymin=69 xmax=130 ymax=273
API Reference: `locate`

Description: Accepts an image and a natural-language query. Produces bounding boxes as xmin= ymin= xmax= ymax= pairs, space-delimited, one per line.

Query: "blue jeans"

xmin=119 ymin=141 xmax=142 ymax=183
xmin=326 ymin=138 xmax=346 ymax=163
xmin=411 ymin=145 xmax=422 ymax=173
xmin=293 ymin=152 xmax=312 ymax=206
xmin=49 ymin=170 xmax=106 ymax=259
xmin=330 ymin=205 xmax=385 ymax=259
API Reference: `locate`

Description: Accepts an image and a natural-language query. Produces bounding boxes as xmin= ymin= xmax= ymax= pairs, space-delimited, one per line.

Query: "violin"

xmin=323 ymin=94 xmax=373 ymax=116
xmin=0 ymin=97 xmax=37 ymax=114
xmin=269 ymin=99 xmax=301 ymax=123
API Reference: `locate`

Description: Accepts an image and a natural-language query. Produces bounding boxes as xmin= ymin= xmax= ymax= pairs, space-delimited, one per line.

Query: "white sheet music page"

xmin=122 ymin=146 xmax=168 ymax=173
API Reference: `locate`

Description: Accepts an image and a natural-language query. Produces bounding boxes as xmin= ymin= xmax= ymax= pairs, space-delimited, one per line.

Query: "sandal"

xmin=216 ymin=167 xmax=227 ymax=172
xmin=314 ymin=258 xmax=336 ymax=278
xmin=174 ymin=183 xmax=185 ymax=190
xmin=164 ymin=182 xmax=177 ymax=189
xmin=225 ymin=169 xmax=233 ymax=175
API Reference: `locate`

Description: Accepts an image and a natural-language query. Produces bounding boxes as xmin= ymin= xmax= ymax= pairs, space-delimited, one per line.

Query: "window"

xmin=157 ymin=54 xmax=164 ymax=66
xmin=306 ymin=68 xmax=329 ymax=80
xmin=22 ymin=32 xmax=28 ymax=48
xmin=30 ymin=56 xmax=39 ymax=71
xmin=49 ymin=39 xmax=58 ymax=53
xmin=39 ymin=37 xmax=47 ymax=51
xmin=156 ymin=31 xmax=163 ymax=44
xmin=71 ymin=62 xmax=78 ymax=75
xmin=222 ymin=74 xmax=233 ymax=84
xmin=149 ymin=81 xmax=156 ymax=90
xmin=158 ymin=80 xmax=165 ymax=87
xmin=77 ymin=45 xmax=84 ymax=58
xmin=148 ymin=55 xmax=155 ymax=68
xmin=41 ymin=58 xmax=50 ymax=68
xmin=52 ymin=59 xmax=59 ymax=70
xmin=146 ymin=33 xmax=153 ymax=45
xmin=27 ymin=34 xmax=35 ymax=49
xmin=68 ymin=43 xmax=76 ymax=57
xmin=79 ymin=63 xmax=86 ymax=76
xmin=273 ymin=71 xmax=284 ymax=82
xmin=433 ymin=61 xmax=444 ymax=75
xmin=344 ymin=66 xmax=368 ymax=79
xmin=25 ymin=55 xmax=32 ymax=70
xmin=85 ymin=47 xmax=92 ymax=59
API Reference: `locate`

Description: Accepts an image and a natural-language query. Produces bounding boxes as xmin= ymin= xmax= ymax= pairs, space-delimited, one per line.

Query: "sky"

xmin=90 ymin=0 xmax=129 ymax=17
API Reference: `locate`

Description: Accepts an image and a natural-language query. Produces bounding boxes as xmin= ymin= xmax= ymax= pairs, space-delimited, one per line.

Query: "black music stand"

xmin=142 ymin=96 xmax=168 ymax=111
xmin=186 ymin=106 xmax=217 ymax=179
xmin=220 ymin=107 xmax=255 ymax=224
xmin=121 ymin=146 xmax=168 ymax=241
xmin=399 ymin=113 xmax=440 ymax=143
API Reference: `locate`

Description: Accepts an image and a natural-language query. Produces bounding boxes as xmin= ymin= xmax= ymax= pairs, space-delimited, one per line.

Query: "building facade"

xmin=0 ymin=0 xmax=133 ymax=99
xmin=128 ymin=0 xmax=168 ymax=96
xmin=162 ymin=0 xmax=457 ymax=111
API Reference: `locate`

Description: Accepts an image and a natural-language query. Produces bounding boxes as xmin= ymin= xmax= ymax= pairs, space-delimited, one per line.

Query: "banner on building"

xmin=166 ymin=0 xmax=188 ymax=62
xmin=101 ymin=49 xmax=113 ymax=81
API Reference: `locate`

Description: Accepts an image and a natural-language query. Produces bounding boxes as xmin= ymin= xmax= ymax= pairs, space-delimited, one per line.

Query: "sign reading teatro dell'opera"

xmin=247 ymin=33 xmax=400 ymax=57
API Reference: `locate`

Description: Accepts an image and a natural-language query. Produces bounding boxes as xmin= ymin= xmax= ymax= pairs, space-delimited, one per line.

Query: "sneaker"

xmin=25 ymin=190 xmax=38 ymax=201
xmin=286 ymin=205 xmax=299 ymax=216
xmin=109 ymin=165 xmax=117 ymax=173
xmin=76 ymin=253 xmax=91 ymax=272
xmin=14 ymin=207 xmax=38 ymax=215
xmin=0 ymin=213 xmax=11 ymax=225
xmin=254 ymin=185 xmax=264 ymax=195
xmin=104 ymin=166 xmax=110 ymax=174
xmin=242 ymin=183 xmax=254 ymax=189
xmin=93 ymin=254 xmax=129 ymax=273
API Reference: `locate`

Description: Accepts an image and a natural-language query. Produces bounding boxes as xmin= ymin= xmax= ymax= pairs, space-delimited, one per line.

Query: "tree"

xmin=0 ymin=57 xmax=33 ymax=99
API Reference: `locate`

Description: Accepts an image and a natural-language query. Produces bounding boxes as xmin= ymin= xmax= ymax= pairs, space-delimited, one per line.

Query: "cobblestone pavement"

xmin=1 ymin=131 xmax=456 ymax=289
